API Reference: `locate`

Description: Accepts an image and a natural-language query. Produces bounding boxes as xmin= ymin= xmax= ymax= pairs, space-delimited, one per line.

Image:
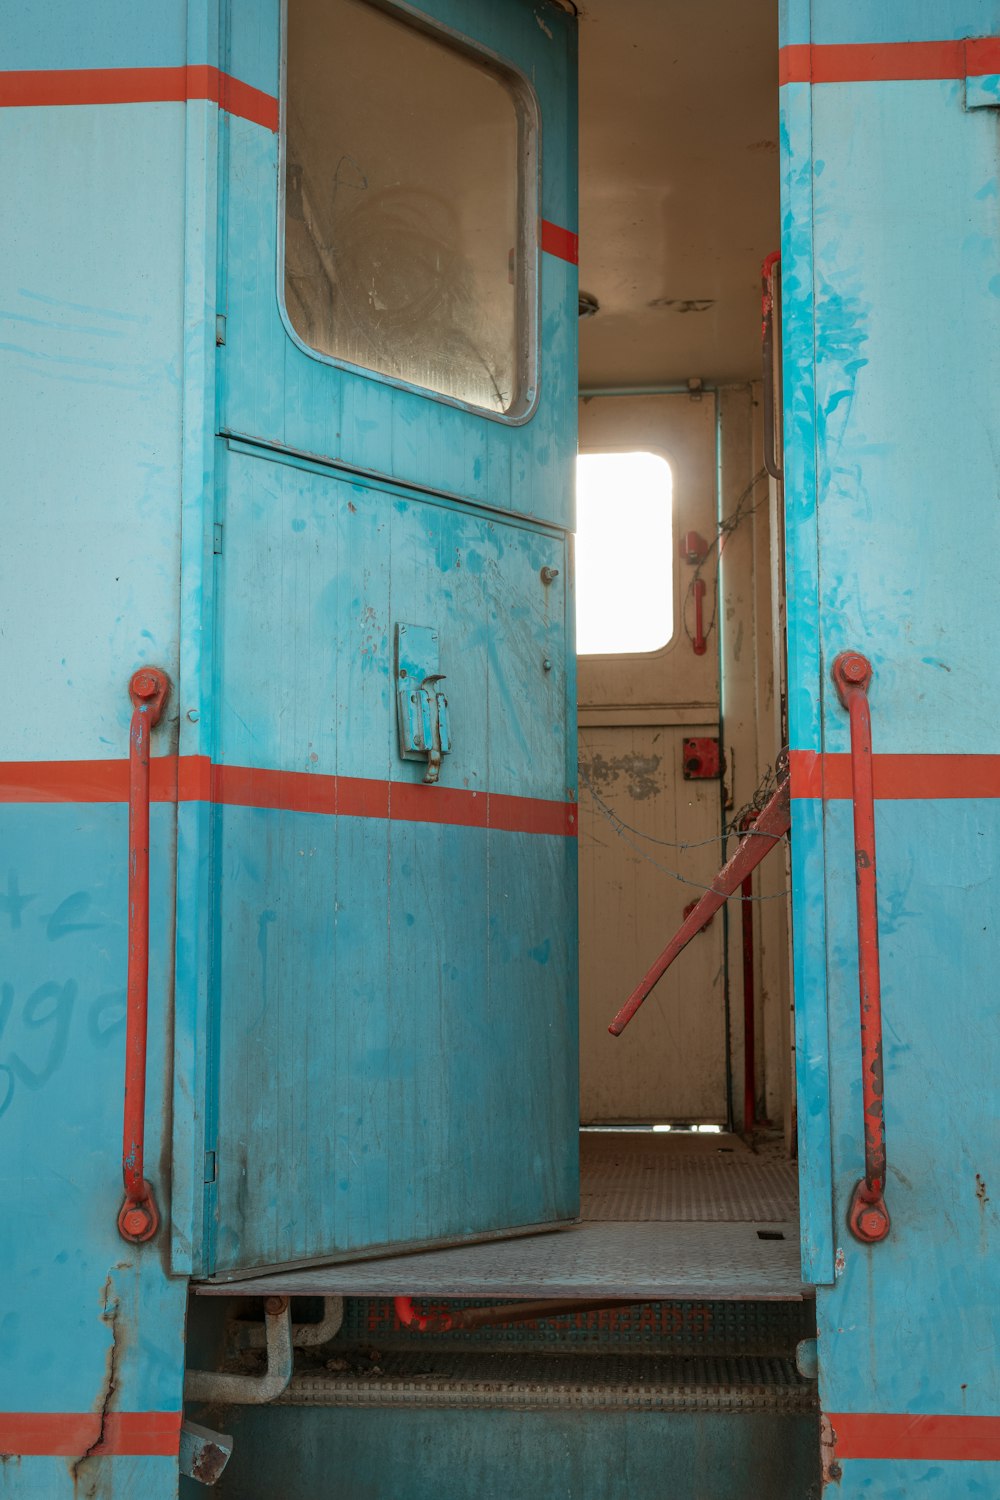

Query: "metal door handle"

xmin=118 ymin=667 xmax=170 ymax=1244
xmin=832 ymin=652 xmax=890 ymax=1244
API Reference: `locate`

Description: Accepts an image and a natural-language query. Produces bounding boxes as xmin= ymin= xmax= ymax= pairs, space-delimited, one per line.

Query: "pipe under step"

xmin=277 ymin=1350 xmax=816 ymax=1414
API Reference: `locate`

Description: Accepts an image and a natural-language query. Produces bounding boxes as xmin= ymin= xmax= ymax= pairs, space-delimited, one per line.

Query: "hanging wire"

xmin=578 ymin=755 xmax=790 ymax=902
xmin=682 ymin=467 xmax=770 ymax=652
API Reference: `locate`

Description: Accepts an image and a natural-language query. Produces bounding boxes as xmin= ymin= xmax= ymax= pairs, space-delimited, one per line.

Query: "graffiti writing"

xmin=0 ymin=874 xmax=128 ymax=1120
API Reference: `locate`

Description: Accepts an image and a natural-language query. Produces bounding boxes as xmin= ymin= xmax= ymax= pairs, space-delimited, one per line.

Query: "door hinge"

xmin=215 ymin=314 xmax=227 ymax=346
xmin=213 ymin=522 xmax=224 ymax=555
xmin=204 ymin=1150 xmax=217 ymax=1185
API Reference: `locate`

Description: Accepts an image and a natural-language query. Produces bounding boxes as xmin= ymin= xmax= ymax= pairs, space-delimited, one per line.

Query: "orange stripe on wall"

xmin=540 ymin=219 xmax=579 ymax=264
xmin=0 ymin=1411 xmax=181 ymax=1457
xmin=789 ymin=751 xmax=1000 ymax=800
xmin=780 ymin=37 xmax=1000 ymax=86
xmin=831 ymin=1412 xmax=1000 ymax=1463
xmin=0 ymin=65 xmax=278 ymax=130
xmin=0 ymin=758 xmax=577 ymax=837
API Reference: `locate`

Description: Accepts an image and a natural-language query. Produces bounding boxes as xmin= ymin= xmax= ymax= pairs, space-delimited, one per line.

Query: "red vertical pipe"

xmin=118 ymin=667 xmax=170 ymax=1244
xmin=740 ymin=867 xmax=756 ymax=1136
xmin=692 ymin=578 xmax=707 ymax=655
xmin=831 ymin=652 xmax=890 ymax=1244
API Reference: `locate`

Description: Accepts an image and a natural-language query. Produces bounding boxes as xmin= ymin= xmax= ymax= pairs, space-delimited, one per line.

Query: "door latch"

xmin=395 ymin=624 xmax=451 ymax=785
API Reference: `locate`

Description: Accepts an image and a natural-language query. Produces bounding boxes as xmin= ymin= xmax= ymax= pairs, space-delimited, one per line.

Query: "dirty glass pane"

xmin=284 ymin=0 xmax=530 ymax=415
xmin=575 ymin=453 xmax=674 ymax=654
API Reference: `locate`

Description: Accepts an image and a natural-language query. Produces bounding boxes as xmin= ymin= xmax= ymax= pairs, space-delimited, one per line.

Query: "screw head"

xmin=859 ymin=1207 xmax=886 ymax=1237
xmin=133 ymin=673 xmax=159 ymax=700
xmin=841 ymin=655 xmax=867 ymax=683
xmin=122 ymin=1206 xmax=151 ymax=1237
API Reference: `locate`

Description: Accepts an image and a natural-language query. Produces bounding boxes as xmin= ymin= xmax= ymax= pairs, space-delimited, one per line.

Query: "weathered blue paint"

xmin=780 ymin=0 xmax=1000 ymax=48
xmin=780 ymin=2 xmax=1000 ymax=1489
xmin=2 ymin=0 xmax=577 ymax=1488
xmin=191 ymin=0 xmax=580 ymax=1280
xmin=1 ymin=1 xmax=199 ymax=1488
xmin=201 ymin=442 xmax=578 ymax=1277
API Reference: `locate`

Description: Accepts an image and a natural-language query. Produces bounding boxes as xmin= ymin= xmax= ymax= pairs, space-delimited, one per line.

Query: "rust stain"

xmin=976 ymin=1173 xmax=989 ymax=1207
xmin=820 ymin=1413 xmax=842 ymax=1486
xmin=69 ymin=1275 xmax=123 ymax=1497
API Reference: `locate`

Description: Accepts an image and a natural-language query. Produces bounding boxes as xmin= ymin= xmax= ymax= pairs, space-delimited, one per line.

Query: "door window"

xmin=575 ymin=451 xmax=674 ymax=654
xmin=283 ymin=0 xmax=536 ymax=416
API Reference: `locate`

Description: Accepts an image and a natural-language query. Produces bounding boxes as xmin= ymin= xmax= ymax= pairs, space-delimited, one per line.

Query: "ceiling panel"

xmin=576 ymin=0 xmax=780 ymax=388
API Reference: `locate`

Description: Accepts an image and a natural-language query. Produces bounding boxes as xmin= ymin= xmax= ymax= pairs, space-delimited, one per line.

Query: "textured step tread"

xmin=281 ymin=1350 xmax=817 ymax=1413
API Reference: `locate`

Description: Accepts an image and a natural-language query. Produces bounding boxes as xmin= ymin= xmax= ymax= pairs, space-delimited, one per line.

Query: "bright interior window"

xmin=575 ymin=451 xmax=674 ymax=655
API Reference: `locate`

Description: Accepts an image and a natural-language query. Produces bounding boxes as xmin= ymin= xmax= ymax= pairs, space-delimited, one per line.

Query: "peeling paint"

xmin=580 ymin=751 xmax=663 ymax=801
xmin=69 ymin=1274 xmax=122 ymax=1496
xmin=820 ymin=1413 xmax=842 ymax=1486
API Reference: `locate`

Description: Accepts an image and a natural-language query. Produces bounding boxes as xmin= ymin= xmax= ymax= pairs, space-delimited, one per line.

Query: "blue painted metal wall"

xmin=1 ymin=0 xmax=578 ymax=1488
xmin=0 ymin=0 xmax=204 ymax=1490
xmin=780 ymin=0 xmax=1000 ymax=1490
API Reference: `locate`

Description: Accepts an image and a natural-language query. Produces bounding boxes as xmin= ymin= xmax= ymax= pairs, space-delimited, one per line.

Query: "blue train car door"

xmin=780 ymin=0 xmax=1000 ymax=1489
xmin=179 ymin=0 xmax=580 ymax=1278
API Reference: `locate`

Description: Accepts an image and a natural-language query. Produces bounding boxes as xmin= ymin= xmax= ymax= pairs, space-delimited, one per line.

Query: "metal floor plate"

xmin=580 ymin=1133 xmax=798 ymax=1223
xmin=198 ymin=1220 xmax=807 ymax=1301
xmin=196 ymin=1133 xmax=808 ymax=1300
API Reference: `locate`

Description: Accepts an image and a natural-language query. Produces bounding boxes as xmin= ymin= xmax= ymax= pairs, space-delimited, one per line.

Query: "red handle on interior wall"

xmin=832 ymin=652 xmax=890 ymax=1245
xmin=118 ymin=667 xmax=170 ymax=1245
xmin=692 ymin=578 xmax=707 ymax=656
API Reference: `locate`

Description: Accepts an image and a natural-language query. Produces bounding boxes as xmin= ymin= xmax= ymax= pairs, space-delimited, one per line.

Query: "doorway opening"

xmin=571 ymin=0 xmax=795 ymax=1294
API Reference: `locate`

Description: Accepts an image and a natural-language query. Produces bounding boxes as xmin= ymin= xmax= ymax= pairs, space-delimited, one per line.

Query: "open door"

xmin=193 ymin=0 xmax=579 ymax=1278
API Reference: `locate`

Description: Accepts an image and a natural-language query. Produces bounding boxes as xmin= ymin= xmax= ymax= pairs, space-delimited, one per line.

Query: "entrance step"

xmin=197 ymin=1220 xmax=809 ymax=1301
xmin=338 ymin=1293 xmax=814 ymax=1356
xmin=278 ymin=1349 xmax=816 ymax=1414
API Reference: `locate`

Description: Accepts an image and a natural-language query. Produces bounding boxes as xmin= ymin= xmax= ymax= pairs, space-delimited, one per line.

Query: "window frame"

xmin=276 ymin=0 xmax=542 ymax=425
xmin=575 ymin=444 xmax=679 ymax=660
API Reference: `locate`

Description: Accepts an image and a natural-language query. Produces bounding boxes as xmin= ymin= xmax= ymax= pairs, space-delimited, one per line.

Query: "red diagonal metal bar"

xmin=118 ymin=667 xmax=169 ymax=1245
xmin=832 ymin=652 xmax=890 ymax=1244
xmin=608 ymin=774 xmax=790 ymax=1037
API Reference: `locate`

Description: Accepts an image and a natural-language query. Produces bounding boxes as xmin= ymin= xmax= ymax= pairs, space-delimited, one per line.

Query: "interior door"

xmin=201 ymin=0 xmax=579 ymax=1278
xmin=577 ymin=394 xmax=726 ymax=1124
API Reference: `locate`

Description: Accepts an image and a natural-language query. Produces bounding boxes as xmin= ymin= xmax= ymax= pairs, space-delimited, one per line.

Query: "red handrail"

xmin=832 ymin=652 xmax=890 ymax=1244
xmin=118 ymin=667 xmax=170 ymax=1244
xmin=609 ymin=774 xmax=790 ymax=1036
